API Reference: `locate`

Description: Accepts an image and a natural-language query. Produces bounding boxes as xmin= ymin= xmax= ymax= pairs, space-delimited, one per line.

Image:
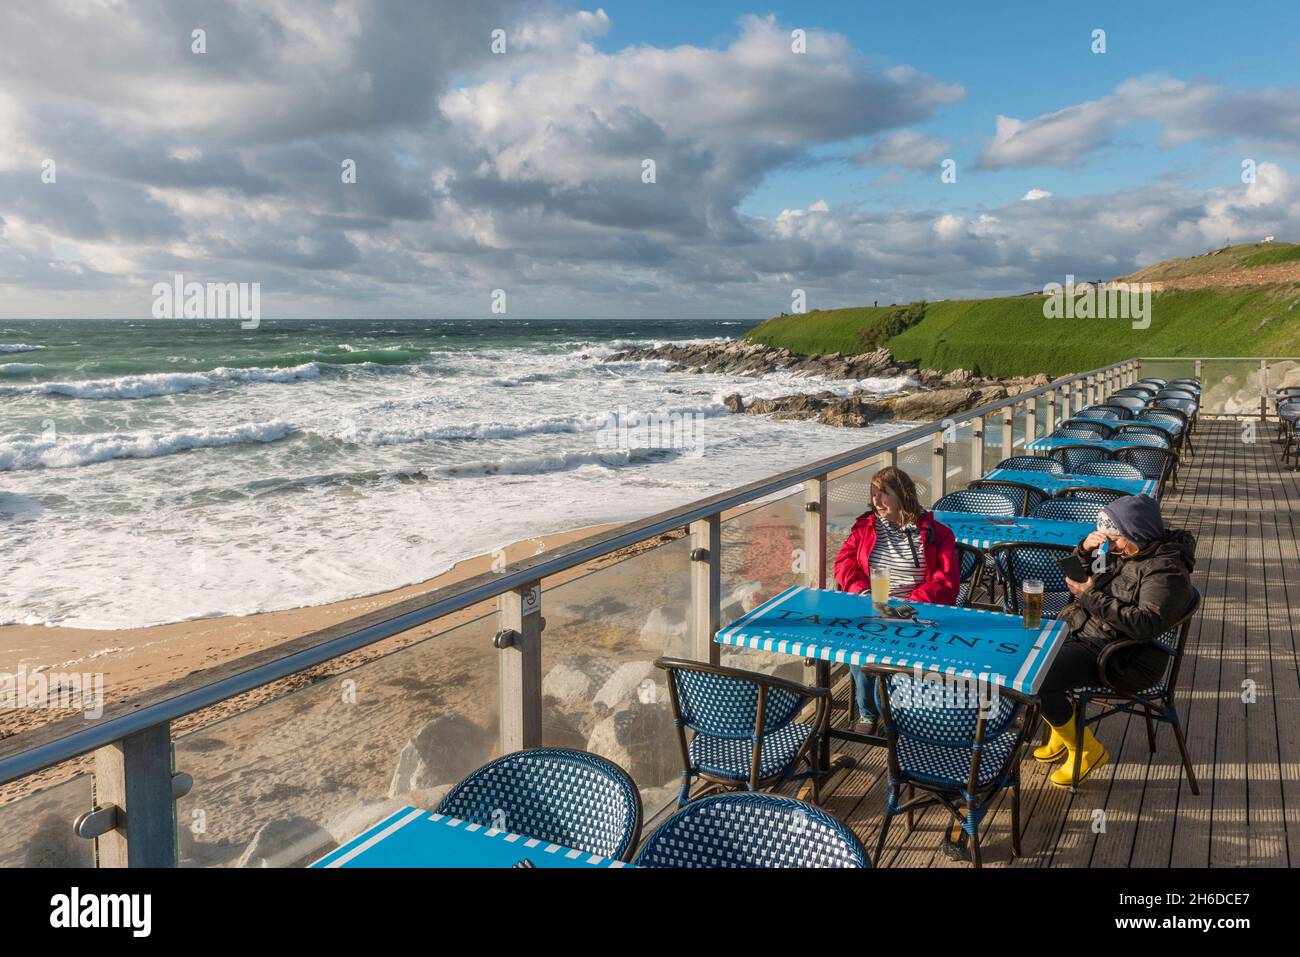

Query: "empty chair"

xmin=994 ymin=456 xmax=1064 ymax=474
xmin=1153 ymin=398 xmax=1197 ymax=434
xmin=1107 ymin=396 xmax=1149 ymax=415
xmin=1136 ymin=409 xmax=1192 ymax=457
xmin=1075 ymin=461 xmax=1145 ymax=480
xmin=1051 ymin=445 xmax=1107 ymax=472
xmin=1114 ymin=432 xmax=1169 ymax=449
xmin=1113 ymin=387 xmax=1157 ymax=399
xmin=1279 ymin=398 xmax=1300 ymax=466
xmin=1068 ymin=591 xmax=1203 ymax=792
xmin=1114 ymin=422 xmax=1174 ymax=442
xmin=989 ymin=542 xmax=1075 ymax=620
xmin=934 ymin=488 xmax=1020 ymax=515
xmin=1167 ymin=378 xmax=1201 ymax=392
xmin=655 ymin=657 xmax=828 ymax=807
xmin=436 ymin=748 xmax=643 ymax=861
xmin=1050 ymin=423 xmax=1111 ymax=440
xmin=967 ymin=479 xmax=1045 ymax=516
xmin=1136 ymin=377 xmax=1167 ymax=388
xmin=633 ymin=793 xmax=869 ymax=868
xmin=955 ymin=542 xmax=988 ymax=607
xmin=1071 ymin=407 xmax=1123 ymax=422
xmin=1088 ymin=403 xmax=1135 ymax=420
xmin=1114 ymin=445 xmax=1178 ymax=496
xmin=1033 ymin=497 xmax=1105 ymax=523
xmin=871 ymin=671 xmax=1028 ymax=867
xmin=1055 ymin=486 xmax=1129 ymax=505
xmin=1060 ymin=417 xmax=1117 ymax=438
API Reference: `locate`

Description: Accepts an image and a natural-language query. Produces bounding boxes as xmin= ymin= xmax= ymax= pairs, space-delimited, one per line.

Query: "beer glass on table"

xmin=870 ymin=567 xmax=891 ymax=607
xmin=1022 ymin=578 xmax=1044 ymax=629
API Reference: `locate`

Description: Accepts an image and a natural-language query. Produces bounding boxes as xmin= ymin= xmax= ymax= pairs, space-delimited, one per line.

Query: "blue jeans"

xmin=850 ymin=666 xmax=878 ymax=719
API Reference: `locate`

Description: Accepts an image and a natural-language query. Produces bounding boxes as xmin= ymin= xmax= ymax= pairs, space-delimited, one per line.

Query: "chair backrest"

xmin=1136 ymin=378 xmax=1167 ymax=388
xmin=1076 ymin=460 xmax=1145 ymax=480
xmin=1055 ymin=486 xmax=1128 ymax=505
xmin=1114 ymin=432 xmax=1169 ymax=449
xmin=1113 ymin=387 xmax=1157 ymax=399
xmin=657 ymin=658 xmax=806 ymax=740
xmin=1167 ymin=379 xmax=1201 ymax=391
xmin=967 ymin=480 xmax=1045 ymax=516
xmin=956 ymin=543 xmax=983 ymax=606
xmin=1155 ymin=389 xmax=1197 ymax=403
xmin=1276 ymin=387 xmax=1300 ymax=400
xmin=1052 ymin=445 xmax=1107 ymax=472
xmin=1280 ymin=398 xmax=1300 ymax=417
xmin=996 ymin=455 xmax=1064 ymax=474
xmin=1061 ymin=417 xmax=1117 ymax=437
xmin=1072 ymin=407 xmax=1122 ymax=421
xmin=1033 ymin=497 xmax=1105 ymax=523
xmin=1099 ymin=589 xmax=1202 ymax=694
xmin=934 ymin=488 xmax=1020 ymax=515
xmin=1115 ymin=423 xmax=1174 ymax=442
xmin=1114 ymin=445 xmax=1175 ymax=483
xmin=1108 ymin=396 xmax=1148 ymax=413
xmin=1154 ymin=397 xmax=1196 ymax=417
xmin=1090 ymin=403 xmax=1135 ymax=420
xmin=436 ymin=748 xmax=643 ymax=861
xmin=988 ymin=542 xmax=1077 ymax=618
xmin=1139 ymin=407 xmax=1187 ymax=431
xmin=632 ymin=793 xmax=869 ymax=868
xmin=1051 ymin=423 xmax=1111 ymax=439
xmin=874 ymin=671 xmax=1020 ymax=749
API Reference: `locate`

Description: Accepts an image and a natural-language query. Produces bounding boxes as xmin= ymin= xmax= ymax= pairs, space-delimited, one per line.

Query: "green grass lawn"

xmin=745 ymin=287 xmax=1300 ymax=378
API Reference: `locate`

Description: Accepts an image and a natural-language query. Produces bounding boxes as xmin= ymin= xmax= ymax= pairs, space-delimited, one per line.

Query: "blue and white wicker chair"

xmin=1067 ymin=590 xmax=1203 ymax=792
xmin=1136 ymin=378 xmax=1167 ymax=389
xmin=987 ymin=542 xmax=1075 ymax=619
xmin=1113 ymin=387 xmax=1157 ymax=400
xmin=1088 ymin=403 xmax=1136 ymax=421
xmin=1075 ymin=460 xmax=1145 ymax=481
xmin=1277 ymin=397 xmax=1300 ymax=467
xmin=995 ymin=456 xmax=1064 ymax=474
xmin=1114 ymin=422 xmax=1180 ymax=454
xmin=632 ymin=793 xmax=869 ymax=868
xmin=872 ymin=671 xmax=1030 ymax=867
xmin=966 ymin=479 xmax=1046 ymax=517
xmin=1033 ymin=497 xmax=1105 ymax=523
xmin=1054 ymin=486 xmax=1129 ymax=506
xmin=934 ymin=488 xmax=1020 ymax=515
xmin=1114 ymin=431 xmax=1169 ymax=449
xmin=436 ymin=747 xmax=643 ymax=861
xmin=1114 ymin=444 xmax=1177 ymax=496
xmin=1071 ymin=407 xmax=1122 ymax=422
xmin=655 ymin=657 xmax=828 ymax=808
xmin=1050 ymin=444 xmax=1107 ymax=473
xmin=1059 ymin=417 xmax=1118 ymax=438
xmin=1107 ymin=395 xmax=1149 ymax=416
xmin=1137 ymin=409 xmax=1191 ymax=456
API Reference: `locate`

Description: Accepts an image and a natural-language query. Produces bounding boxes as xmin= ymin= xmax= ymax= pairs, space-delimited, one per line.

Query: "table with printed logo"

xmin=931 ymin=510 xmax=1093 ymax=550
xmin=980 ymin=466 xmax=1157 ymax=499
xmin=311 ymin=806 xmax=634 ymax=869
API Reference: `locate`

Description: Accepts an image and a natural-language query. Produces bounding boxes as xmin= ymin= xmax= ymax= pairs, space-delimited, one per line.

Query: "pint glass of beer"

xmin=870 ymin=567 xmax=891 ymax=606
xmin=1022 ymin=578 xmax=1044 ymax=629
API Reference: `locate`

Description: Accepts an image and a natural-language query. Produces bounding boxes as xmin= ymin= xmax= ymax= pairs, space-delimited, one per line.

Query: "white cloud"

xmin=1021 ymin=189 xmax=1052 ymax=201
xmin=855 ymin=129 xmax=950 ymax=168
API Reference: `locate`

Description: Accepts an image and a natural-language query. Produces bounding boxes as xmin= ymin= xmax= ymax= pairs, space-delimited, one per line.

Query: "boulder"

xmin=23 ymin=813 xmax=88 ymax=868
xmin=722 ymin=393 xmax=745 ymax=413
xmin=586 ymin=700 xmax=679 ymax=786
xmin=236 ymin=816 xmax=337 ymax=868
xmin=388 ymin=714 xmax=495 ymax=799
xmin=641 ymin=604 xmax=690 ymax=660
xmin=593 ymin=660 xmax=659 ymax=714
xmin=886 ymin=387 xmax=980 ymax=420
xmin=323 ymin=799 xmax=407 ymax=845
xmin=542 ymin=660 xmax=594 ymax=715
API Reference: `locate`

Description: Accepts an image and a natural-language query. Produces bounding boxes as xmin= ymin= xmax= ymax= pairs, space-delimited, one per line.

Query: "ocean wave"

xmin=434 ymin=446 xmax=679 ymax=478
xmin=0 ymin=363 xmax=41 ymax=374
xmin=0 ymin=420 xmax=293 ymax=471
xmin=0 ymin=343 xmax=44 ymax=353
xmin=9 ymin=363 xmax=321 ymax=399
xmin=562 ymin=337 xmax=733 ymax=360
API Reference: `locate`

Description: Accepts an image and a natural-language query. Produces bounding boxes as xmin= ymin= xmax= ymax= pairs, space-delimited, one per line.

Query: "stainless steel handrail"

xmin=0 ymin=357 xmax=1133 ymax=786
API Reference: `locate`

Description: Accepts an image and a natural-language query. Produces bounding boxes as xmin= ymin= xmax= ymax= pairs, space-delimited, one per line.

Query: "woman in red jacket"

xmin=833 ymin=465 xmax=960 ymax=719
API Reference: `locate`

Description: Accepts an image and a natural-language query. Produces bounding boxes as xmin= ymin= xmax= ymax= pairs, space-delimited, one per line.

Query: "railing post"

xmin=1025 ymin=395 xmax=1037 ymax=441
xmin=971 ymin=417 xmax=984 ymax=477
xmin=1002 ymin=407 xmax=1014 ymax=456
xmin=498 ymin=582 xmax=544 ymax=753
xmin=803 ymin=478 xmax=827 ymax=590
xmin=1261 ymin=359 xmax=1268 ymax=419
xmin=1060 ymin=384 xmax=1071 ymax=422
xmin=689 ymin=515 xmax=721 ymax=665
xmin=92 ymin=723 xmax=177 ymax=867
xmin=931 ymin=431 xmax=947 ymax=502
xmin=1046 ymin=388 xmax=1057 ymax=432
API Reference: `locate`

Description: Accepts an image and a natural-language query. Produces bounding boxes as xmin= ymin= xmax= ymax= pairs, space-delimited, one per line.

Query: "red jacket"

xmin=833 ymin=511 xmax=960 ymax=605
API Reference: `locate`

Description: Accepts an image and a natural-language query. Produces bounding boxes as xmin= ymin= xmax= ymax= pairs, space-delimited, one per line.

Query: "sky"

xmin=1 ymin=0 xmax=1298 ymax=320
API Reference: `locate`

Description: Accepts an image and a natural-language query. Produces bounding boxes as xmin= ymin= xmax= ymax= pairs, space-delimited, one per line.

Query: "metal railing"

xmin=0 ymin=356 xmax=1277 ymax=865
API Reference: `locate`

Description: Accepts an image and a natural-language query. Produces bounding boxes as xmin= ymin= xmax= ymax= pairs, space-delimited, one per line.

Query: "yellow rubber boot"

xmin=1050 ymin=719 xmax=1109 ymax=788
xmin=1032 ymin=719 xmax=1068 ymax=763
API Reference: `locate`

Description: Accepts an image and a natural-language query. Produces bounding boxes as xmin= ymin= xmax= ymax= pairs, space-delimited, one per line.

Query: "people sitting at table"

xmin=833 ymin=466 xmax=959 ymax=718
xmin=1034 ymin=494 xmax=1196 ymax=787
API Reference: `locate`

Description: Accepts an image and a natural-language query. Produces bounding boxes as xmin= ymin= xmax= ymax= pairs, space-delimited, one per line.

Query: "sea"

xmin=0 ymin=319 xmax=915 ymax=629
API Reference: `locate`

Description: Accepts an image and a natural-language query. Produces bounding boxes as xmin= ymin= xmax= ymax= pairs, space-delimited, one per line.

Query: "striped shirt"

xmin=869 ymin=517 xmax=926 ymax=599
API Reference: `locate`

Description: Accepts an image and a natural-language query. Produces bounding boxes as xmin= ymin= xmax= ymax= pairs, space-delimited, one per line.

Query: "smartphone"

xmin=1056 ymin=552 xmax=1091 ymax=583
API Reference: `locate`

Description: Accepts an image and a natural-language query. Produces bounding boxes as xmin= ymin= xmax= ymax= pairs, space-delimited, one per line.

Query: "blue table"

xmin=1026 ymin=436 xmax=1168 ymax=454
xmin=311 ymin=807 xmax=633 ymax=869
xmin=717 ymin=587 xmax=1068 ymax=697
xmin=980 ymin=466 xmax=1157 ymax=499
xmin=931 ymin=511 xmax=1092 ymax=550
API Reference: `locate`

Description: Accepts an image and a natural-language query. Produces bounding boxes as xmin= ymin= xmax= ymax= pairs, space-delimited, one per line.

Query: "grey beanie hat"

xmin=1096 ymin=494 xmax=1165 ymax=549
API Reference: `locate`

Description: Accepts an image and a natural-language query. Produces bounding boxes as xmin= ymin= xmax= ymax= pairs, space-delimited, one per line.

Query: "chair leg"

xmin=1144 ymin=706 xmax=1158 ymax=753
xmin=874 ymin=790 xmax=899 ymax=865
xmin=1010 ymin=782 xmax=1023 ymax=858
xmin=905 ymin=784 xmax=916 ymax=832
xmin=968 ymin=820 xmax=983 ymax=869
xmin=1168 ymin=711 xmax=1201 ymax=796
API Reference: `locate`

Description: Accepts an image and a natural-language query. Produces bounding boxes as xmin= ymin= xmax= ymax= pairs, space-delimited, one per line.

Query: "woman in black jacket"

xmin=1033 ymin=494 xmax=1196 ymax=787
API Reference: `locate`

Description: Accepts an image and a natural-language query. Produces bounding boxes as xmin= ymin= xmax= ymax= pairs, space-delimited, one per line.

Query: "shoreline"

xmin=0 ymin=521 xmax=634 ymax=801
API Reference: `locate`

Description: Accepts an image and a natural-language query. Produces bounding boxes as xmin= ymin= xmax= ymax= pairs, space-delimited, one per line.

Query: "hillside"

xmin=744 ymin=243 xmax=1300 ymax=378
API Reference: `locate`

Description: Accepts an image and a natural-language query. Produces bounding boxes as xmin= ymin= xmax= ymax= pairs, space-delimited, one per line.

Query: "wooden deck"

xmin=789 ymin=418 xmax=1300 ymax=867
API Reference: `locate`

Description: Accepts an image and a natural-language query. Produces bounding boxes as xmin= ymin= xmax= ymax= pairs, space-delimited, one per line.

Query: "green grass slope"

xmin=746 ymin=286 xmax=1300 ymax=379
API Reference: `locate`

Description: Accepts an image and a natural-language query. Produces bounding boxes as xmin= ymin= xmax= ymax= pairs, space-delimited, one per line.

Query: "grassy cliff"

xmin=744 ymin=244 xmax=1300 ymax=378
